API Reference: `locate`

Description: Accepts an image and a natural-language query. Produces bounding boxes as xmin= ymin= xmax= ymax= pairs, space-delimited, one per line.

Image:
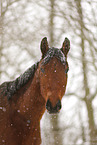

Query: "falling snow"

xmin=0 ymin=107 xmax=6 ymax=112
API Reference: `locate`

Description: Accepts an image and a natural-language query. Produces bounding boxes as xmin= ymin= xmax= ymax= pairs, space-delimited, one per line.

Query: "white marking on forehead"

xmin=47 ymin=91 xmax=52 ymax=97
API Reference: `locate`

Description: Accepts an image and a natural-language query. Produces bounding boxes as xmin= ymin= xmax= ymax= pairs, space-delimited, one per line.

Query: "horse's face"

xmin=40 ymin=57 xmax=68 ymax=114
xmin=39 ymin=37 xmax=70 ymax=114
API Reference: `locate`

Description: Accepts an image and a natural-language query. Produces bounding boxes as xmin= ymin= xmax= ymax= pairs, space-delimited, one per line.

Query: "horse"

xmin=0 ymin=37 xmax=70 ymax=145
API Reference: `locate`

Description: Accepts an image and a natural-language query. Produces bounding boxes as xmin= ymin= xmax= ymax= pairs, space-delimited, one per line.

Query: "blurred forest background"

xmin=0 ymin=0 xmax=97 ymax=144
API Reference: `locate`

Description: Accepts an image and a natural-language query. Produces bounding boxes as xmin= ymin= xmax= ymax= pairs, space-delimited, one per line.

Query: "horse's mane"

xmin=0 ymin=62 xmax=39 ymax=100
xmin=0 ymin=47 xmax=67 ymax=101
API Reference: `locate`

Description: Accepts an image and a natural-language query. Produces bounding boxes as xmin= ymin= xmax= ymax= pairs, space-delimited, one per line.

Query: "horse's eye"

xmin=40 ymin=68 xmax=45 ymax=73
xmin=64 ymin=62 xmax=69 ymax=74
xmin=65 ymin=67 xmax=69 ymax=74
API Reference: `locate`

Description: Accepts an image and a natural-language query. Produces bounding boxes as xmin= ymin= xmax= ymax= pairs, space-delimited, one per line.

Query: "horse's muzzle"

xmin=46 ymin=99 xmax=61 ymax=114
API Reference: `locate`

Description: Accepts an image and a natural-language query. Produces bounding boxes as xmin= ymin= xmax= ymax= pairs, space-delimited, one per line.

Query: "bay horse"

xmin=0 ymin=37 xmax=70 ymax=145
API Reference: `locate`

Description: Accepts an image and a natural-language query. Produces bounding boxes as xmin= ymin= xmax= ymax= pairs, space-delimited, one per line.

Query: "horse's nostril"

xmin=46 ymin=99 xmax=61 ymax=113
xmin=56 ymin=100 xmax=61 ymax=111
xmin=46 ymin=99 xmax=52 ymax=111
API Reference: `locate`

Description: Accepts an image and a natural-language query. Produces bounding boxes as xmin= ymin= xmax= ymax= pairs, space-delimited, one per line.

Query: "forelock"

xmin=41 ymin=48 xmax=66 ymax=66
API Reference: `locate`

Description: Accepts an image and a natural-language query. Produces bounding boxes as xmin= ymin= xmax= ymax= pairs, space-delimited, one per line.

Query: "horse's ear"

xmin=41 ymin=37 xmax=49 ymax=58
xmin=61 ymin=37 xmax=70 ymax=57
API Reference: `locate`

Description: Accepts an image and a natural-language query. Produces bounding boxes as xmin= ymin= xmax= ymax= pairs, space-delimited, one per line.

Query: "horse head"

xmin=39 ymin=37 xmax=70 ymax=114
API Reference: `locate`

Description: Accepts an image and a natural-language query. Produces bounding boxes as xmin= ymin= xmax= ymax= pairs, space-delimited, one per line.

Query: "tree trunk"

xmin=49 ymin=0 xmax=55 ymax=46
xmin=85 ymin=98 xmax=97 ymax=144
xmin=75 ymin=0 xmax=96 ymax=144
xmin=0 ymin=8 xmax=3 ymax=80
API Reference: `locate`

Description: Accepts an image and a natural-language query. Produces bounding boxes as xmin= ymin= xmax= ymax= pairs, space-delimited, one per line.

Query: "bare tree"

xmin=75 ymin=0 xmax=97 ymax=144
xmin=0 ymin=0 xmax=48 ymax=82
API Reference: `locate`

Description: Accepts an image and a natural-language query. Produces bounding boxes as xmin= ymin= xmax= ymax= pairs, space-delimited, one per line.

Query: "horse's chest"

xmin=8 ymin=113 xmax=41 ymax=145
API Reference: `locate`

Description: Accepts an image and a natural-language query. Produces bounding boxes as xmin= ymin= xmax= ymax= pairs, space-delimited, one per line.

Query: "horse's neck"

xmin=12 ymin=69 xmax=45 ymax=123
xmin=7 ymin=70 xmax=45 ymax=144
